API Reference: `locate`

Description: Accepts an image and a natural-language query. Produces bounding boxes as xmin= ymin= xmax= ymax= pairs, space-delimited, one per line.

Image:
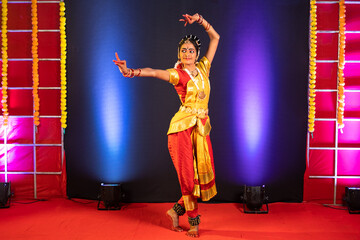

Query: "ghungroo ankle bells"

xmin=173 ymin=203 xmax=186 ymax=216
xmin=188 ymin=215 xmax=201 ymax=226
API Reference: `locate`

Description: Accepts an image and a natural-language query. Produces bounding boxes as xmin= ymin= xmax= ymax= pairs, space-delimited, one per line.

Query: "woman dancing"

xmin=113 ymin=13 xmax=220 ymax=238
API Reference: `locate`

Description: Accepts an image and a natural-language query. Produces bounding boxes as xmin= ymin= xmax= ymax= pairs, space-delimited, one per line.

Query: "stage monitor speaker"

xmin=97 ymin=183 xmax=122 ymax=210
xmin=241 ymin=185 xmax=269 ymax=214
xmin=0 ymin=182 xmax=11 ymax=208
xmin=344 ymin=187 xmax=360 ymax=214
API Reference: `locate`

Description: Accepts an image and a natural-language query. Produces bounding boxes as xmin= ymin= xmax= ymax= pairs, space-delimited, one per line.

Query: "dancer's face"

xmin=179 ymin=42 xmax=197 ymax=66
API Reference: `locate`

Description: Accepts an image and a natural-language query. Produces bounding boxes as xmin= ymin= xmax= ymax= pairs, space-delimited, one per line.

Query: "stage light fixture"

xmin=344 ymin=187 xmax=360 ymax=214
xmin=0 ymin=182 xmax=11 ymax=208
xmin=241 ymin=185 xmax=269 ymax=214
xmin=97 ymin=183 xmax=122 ymax=210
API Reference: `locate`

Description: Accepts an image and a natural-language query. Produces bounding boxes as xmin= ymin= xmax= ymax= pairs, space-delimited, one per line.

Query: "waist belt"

xmin=179 ymin=106 xmax=208 ymax=118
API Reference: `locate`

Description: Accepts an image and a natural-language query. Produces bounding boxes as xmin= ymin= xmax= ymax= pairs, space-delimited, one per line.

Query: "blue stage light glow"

xmin=86 ymin=2 xmax=133 ymax=183
xmin=232 ymin=3 xmax=273 ymax=186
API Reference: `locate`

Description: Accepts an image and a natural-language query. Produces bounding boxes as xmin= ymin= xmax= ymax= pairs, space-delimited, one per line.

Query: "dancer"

xmin=113 ymin=13 xmax=220 ymax=238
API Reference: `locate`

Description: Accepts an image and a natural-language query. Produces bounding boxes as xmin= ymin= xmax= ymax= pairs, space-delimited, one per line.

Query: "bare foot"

xmin=166 ymin=209 xmax=183 ymax=232
xmin=186 ymin=225 xmax=199 ymax=238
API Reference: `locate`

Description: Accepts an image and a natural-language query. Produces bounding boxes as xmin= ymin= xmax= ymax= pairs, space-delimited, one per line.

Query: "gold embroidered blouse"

xmin=166 ymin=56 xmax=211 ymax=136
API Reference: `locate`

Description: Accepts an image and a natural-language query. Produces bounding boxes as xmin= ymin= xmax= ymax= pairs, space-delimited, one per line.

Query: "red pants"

xmin=168 ymin=119 xmax=215 ymax=218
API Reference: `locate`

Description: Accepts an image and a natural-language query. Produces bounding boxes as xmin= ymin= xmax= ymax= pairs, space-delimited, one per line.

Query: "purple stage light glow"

xmin=232 ymin=6 xmax=273 ymax=186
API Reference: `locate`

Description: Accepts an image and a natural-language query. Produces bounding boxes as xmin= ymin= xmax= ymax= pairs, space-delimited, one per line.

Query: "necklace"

xmin=184 ymin=67 xmax=206 ymax=100
xmin=190 ymin=69 xmax=198 ymax=77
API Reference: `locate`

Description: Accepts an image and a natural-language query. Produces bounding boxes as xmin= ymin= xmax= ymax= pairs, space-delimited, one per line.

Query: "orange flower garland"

xmin=337 ymin=0 xmax=346 ymax=132
xmin=60 ymin=1 xmax=67 ymax=129
xmin=1 ymin=0 xmax=9 ymax=126
xmin=308 ymin=0 xmax=317 ymax=133
xmin=32 ymin=0 xmax=40 ymax=126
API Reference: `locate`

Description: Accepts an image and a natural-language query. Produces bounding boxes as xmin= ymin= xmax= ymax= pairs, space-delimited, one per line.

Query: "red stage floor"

xmin=1 ymin=198 xmax=360 ymax=240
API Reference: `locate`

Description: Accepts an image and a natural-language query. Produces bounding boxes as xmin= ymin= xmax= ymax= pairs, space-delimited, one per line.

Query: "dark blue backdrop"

xmin=66 ymin=0 xmax=308 ymax=202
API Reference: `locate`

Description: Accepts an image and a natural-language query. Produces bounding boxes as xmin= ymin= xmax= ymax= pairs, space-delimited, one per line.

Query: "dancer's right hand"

xmin=113 ymin=52 xmax=128 ymax=75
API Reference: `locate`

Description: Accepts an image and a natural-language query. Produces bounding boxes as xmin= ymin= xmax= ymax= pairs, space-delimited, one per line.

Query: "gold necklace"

xmin=184 ymin=68 xmax=206 ymax=100
xmin=190 ymin=69 xmax=198 ymax=77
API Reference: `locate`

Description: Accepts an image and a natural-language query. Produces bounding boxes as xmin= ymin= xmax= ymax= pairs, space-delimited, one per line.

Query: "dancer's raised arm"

xmin=180 ymin=13 xmax=220 ymax=64
xmin=113 ymin=52 xmax=170 ymax=81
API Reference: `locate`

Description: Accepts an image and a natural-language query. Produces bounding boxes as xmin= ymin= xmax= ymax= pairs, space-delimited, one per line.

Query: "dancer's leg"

xmin=168 ymin=127 xmax=200 ymax=234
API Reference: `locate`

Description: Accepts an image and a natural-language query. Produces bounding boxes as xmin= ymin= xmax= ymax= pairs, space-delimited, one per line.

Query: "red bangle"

xmin=196 ymin=13 xmax=200 ymax=22
xmin=129 ymin=68 xmax=135 ymax=78
xmin=205 ymin=22 xmax=211 ymax=31
xmin=123 ymin=68 xmax=134 ymax=78
xmin=123 ymin=69 xmax=130 ymax=77
xmin=197 ymin=14 xmax=203 ymax=25
xmin=136 ymin=68 xmax=141 ymax=77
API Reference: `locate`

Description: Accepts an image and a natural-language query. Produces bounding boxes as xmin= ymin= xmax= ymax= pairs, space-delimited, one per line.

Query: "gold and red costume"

xmin=166 ymin=56 xmax=217 ymax=218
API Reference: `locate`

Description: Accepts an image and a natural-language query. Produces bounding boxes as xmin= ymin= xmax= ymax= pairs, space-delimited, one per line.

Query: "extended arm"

xmin=113 ymin=53 xmax=170 ymax=81
xmin=180 ymin=14 xmax=220 ymax=64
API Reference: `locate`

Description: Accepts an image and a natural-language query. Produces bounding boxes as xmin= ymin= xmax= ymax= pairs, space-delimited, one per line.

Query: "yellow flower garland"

xmin=308 ymin=0 xmax=317 ymax=133
xmin=1 ymin=0 xmax=9 ymax=126
xmin=337 ymin=0 xmax=346 ymax=132
xmin=32 ymin=0 xmax=40 ymax=126
xmin=60 ymin=1 xmax=67 ymax=129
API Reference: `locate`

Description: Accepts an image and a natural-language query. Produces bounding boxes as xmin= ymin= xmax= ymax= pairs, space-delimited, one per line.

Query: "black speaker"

xmin=97 ymin=183 xmax=122 ymax=210
xmin=344 ymin=187 xmax=360 ymax=214
xmin=0 ymin=182 xmax=11 ymax=208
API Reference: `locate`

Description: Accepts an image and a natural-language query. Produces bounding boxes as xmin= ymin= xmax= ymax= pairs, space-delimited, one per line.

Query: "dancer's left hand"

xmin=179 ymin=14 xmax=199 ymax=26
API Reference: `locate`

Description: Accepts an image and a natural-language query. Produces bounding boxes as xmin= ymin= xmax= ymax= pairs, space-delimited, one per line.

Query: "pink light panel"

xmin=0 ymin=1 xmax=66 ymax=199
xmin=305 ymin=1 xmax=360 ymax=204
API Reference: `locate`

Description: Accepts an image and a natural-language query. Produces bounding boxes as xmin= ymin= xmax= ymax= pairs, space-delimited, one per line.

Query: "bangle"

xmin=196 ymin=14 xmax=204 ymax=25
xmin=205 ymin=22 xmax=211 ymax=32
xmin=136 ymin=68 xmax=141 ymax=77
xmin=123 ymin=68 xmax=135 ymax=78
xmin=129 ymin=68 xmax=135 ymax=78
xmin=123 ymin=69 xmax=131 ymax=77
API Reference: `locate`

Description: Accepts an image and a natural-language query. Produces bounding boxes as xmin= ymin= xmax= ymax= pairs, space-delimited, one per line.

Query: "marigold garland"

xmin=308 ymin=0 xmax=317 ymax=133
xmin=337 ymin=0 xmax=346 ymax=132
xmin=31 ymin=0 xmax=40 ymax=126
xmin=1 ymin=0 xmax=9 ymax=126
xmin=60 ymin=1 xmax=67 ymax=129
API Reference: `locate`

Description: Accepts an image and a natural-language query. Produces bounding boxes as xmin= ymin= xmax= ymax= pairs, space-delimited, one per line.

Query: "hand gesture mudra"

xmin=179 ymin=13 xmax=200 ymax=26
xmin=113 ymin=52 xmax=128 ymax=75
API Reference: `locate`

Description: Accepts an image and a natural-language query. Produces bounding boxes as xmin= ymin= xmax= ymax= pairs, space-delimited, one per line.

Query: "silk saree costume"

xmin=166 ymin=56 xmax=217 ymax=218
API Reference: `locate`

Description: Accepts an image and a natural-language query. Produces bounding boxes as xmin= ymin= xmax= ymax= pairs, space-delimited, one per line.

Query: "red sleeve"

xmin=174 ymin=69 xmax=191 ymax=103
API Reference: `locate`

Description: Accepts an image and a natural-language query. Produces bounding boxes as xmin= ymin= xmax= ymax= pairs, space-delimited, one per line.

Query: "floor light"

xmin=97 ymin=183 xmax=122 ymax=210
xmin=344 ymin=187 xmax=360 ymax=214
xmin=242 ymin=185 xmax=269 ymax=214
xmin=0 ymin=182 xmax=11 ymax=208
